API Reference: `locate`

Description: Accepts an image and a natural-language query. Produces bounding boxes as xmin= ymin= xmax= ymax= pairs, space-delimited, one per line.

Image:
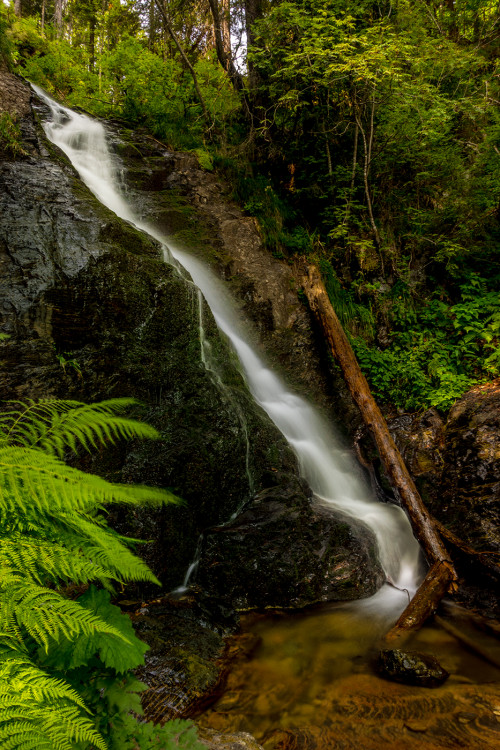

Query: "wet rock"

xmin=0 ymin=72 xmax=303 ymax=590
xmin=110 ymin=124 xmax=361 ymax=431
xmin=389 ymin=384 xmax=500 ymax=555
xmin=131 ymin=596 xmax=228 ymax=721
xmin=198 ymin=479 xmax=385 ymax=609
xmin=388 ymin=385 xmax=500 ymax=614
xmin=436 ymin=379 xmax=500 ymax=553
xmin=378 ymin=649 xmax=450 ymax=687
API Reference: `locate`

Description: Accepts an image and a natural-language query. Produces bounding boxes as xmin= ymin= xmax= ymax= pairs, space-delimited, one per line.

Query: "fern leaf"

xmin=41 ymin=586 xmax=149 ymax=673
xmin=0 ymin=536 xmax=115 ymax=586
xmin=0 ymin=447 xmax=178 ymax=517
xmin=0 ymin=708 xmax=107 ymax=750
xmin=0 ymin=398 xmax=160 ymax=457
xmin=0 ymin=579 xmax=130 ymax=650
xmin=0 ymin=648 xmax=88 ymax=711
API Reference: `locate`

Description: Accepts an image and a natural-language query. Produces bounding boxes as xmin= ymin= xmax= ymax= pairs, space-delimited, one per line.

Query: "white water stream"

xmin=33 ymin=86 xmax=422 ymax=615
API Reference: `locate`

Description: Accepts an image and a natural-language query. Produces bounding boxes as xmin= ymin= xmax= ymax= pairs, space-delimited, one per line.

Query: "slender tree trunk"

xmin=245 ymin=0 xmax=263 ymax=90
xmin=221 ymin=0 xmax=231 ymax=58
xmin=54 ymin=0 xmax=63 ymax=38
xmin=344 ymin=123 xmax=358 ymax=224
xmin=148 ymin=0 xmax=156 ymax=50
xmin=355 ymin=110 xmax=381 ymax=249
xmin=14 ymin=0 xmax=22 ymax=17
xmin=207 ymin=0 xmax=245 ymax=92
xmin=89 ymin=18 xmax=96 ymax=74
xmin=154 ymin=0 xmax=210 ymax=127
xmin=41 ymin=0 xmax=46 ymax=35
xmin=301 ymin=264 xmax=458 ymax=638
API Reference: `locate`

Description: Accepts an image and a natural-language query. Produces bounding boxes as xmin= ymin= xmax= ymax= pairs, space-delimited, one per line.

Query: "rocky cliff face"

xmin=0 ymin=70 xmax=382 ymax=602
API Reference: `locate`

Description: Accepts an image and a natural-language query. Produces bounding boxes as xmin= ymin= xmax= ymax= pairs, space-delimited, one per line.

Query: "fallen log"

xmin=384 ymin=561 xmax=455 ymax=641
xmin=301 ymin=264 xmax=457 ymax=636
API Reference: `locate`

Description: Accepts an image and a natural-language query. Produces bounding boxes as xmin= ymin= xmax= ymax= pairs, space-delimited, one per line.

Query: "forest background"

xmin=2 ymin=0 xmax=500 ymax=414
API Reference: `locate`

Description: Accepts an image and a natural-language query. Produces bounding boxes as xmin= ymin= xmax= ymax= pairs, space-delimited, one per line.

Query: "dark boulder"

xmin=197 ymin=478 xmax=385 ymax=610
xmin=378 ymin=648 xmax=450 ymax=687
xmin=435 ymin=380 xmax=500 ymax=553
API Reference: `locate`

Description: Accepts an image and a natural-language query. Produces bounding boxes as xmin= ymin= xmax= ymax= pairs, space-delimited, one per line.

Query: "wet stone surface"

xmin=378 ymin=648 xmax=450 ymax=687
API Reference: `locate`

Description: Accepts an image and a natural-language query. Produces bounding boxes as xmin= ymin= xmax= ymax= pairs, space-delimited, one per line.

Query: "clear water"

xmin=32 ymin=84 xmax=422 ymax=615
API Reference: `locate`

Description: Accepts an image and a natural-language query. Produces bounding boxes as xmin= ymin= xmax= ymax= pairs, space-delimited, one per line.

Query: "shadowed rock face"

xmin=390 ymin=383 xmax=500 ymax=556
xmin=198 ymin=481 xmax=384 ymax=609
xmin=0 ymin=69 xmax=383 ymax=602
xmin=437 ymin=380 xmax=500 ymax=553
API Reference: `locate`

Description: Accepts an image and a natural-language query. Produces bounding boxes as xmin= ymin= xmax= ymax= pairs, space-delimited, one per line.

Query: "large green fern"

xmin=0 ymin=398 xmax=184 ymax=750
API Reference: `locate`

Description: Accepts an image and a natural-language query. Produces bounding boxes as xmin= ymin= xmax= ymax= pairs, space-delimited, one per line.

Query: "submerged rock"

xmin=378 ymin=649 xmax=450 ymax=687
xmin=197 ymin=478 xmax=385 ymax=609
xmin=198 ymin=729 xmax=264 ymax=750
xmin=130 ymin=596 xmax=229 ymax=722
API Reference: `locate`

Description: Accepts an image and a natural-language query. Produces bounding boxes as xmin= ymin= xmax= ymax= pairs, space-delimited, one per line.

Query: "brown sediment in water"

xmin=197 ymin=603 xmax=500 ymax=749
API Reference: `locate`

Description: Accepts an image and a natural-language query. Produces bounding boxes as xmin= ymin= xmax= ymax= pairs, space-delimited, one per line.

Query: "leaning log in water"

xmin=301 ymin=264 xmax=457 ymax=637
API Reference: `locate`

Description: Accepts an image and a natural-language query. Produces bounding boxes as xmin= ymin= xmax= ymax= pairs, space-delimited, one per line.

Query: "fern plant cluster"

xmin=0 ymin=398 xmax=205 ymax=749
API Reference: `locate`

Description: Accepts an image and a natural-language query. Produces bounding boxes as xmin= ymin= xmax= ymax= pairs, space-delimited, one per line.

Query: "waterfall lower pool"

xmin=197 ymin=601 xmax=500 ymax=748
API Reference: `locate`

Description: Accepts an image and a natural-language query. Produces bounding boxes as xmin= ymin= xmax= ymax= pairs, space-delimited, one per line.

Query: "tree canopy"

xmin=1 ymin=0 xmax=499 ymax=410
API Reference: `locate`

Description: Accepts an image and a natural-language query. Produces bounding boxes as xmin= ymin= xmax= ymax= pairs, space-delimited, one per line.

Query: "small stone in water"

xmin=378 ymin=648 xmax=450 ymax=687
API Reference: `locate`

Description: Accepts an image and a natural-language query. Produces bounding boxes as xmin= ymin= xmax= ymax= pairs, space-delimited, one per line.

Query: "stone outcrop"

xmin=390 ymin=382 xmax=500 ymax=556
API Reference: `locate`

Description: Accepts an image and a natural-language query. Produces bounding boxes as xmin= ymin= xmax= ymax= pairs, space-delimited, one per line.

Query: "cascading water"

xmin=33 ymin=85 xmax=422 ymax=614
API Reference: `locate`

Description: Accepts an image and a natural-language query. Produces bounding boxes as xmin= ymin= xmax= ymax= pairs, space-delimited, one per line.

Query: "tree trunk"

xmin=221 ymin=0 xmax=231 ymax=59
xmin=14 ymin=0 xmax=22 ymax=17
xmin=245 ymin=0 xmax=263 ymax=90
xmin=89 ymin=18 xmax=96 ymax=74
xmin=149 ymin=0 xmax=156 ymax=50
xmin=384 ymin=561 xmax=455 ymax=641
xmin=301 ymin=264 xmax=458 ymax=635
xmin=154 ymin=0 xmax=210 ymax=128
xmin=207 ymin=0 xmax=245 ymax=94
xmin=54 ymin=0 xmax=63 ymax=38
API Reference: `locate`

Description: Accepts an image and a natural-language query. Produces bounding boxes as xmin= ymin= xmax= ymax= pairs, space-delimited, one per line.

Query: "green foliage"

xmin=10 ymin=18 xmax=240 ymax=152
xmin=0 ymin=4 xmax=13 ymax=68
xmin=0 ymin=398 xmax=201 ymax=750
xmin=0 ymin=112 xmax=28 ymax=157
xmin=192 ymin=147 xmax=214 ymax=171
xmin=347 ymin=272 xmax=500 ymax=411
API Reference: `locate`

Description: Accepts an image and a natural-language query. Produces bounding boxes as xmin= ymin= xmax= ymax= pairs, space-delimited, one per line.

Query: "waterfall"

xmin=32 ymin=85 xmax=422 ymax=612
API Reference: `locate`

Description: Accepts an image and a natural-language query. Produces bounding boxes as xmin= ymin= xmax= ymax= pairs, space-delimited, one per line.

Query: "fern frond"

xmin=0 ymin=398 xmax=160 ymax=457
xmin=0 ymin=708 xmax=107 ymax=750
xmin=0 ymin=536 xmax=115 ymax=586
xmin=0 ymin=648 xmax=87 ymax=711
xmin=0 ymin=447 xmax=178 ymax=517
xmin=0 ymin=578 xmax=129 ymax=650
xmin=55 ymin=513 xmax=162 ymax=584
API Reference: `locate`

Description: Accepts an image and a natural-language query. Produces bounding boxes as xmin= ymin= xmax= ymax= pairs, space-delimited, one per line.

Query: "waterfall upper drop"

xmin=32 ymin=84 xmax=422 ymax=607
